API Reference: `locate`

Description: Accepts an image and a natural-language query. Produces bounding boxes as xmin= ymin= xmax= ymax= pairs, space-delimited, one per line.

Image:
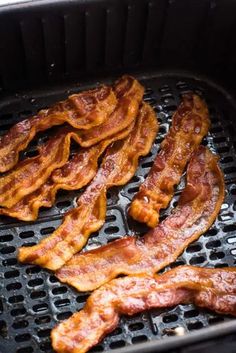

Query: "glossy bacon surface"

xmin=51 ymin=265 xmax=236 ymax=353
xmin=56 ymin=146 xmax=224 ymax=291
xmin=0 ymin=127 xmax=133 ymax=221
xmin=18 ymin=103 xmax=158 ymax=270
xmin=0 ymin=76 xmax=143 ymax=209
xmin=0 ymin=85 xmax=117 ymax=173
xmin=0 ymin=129 xmax=73 ymax=208
xmin=129 ymin=94 xmax=210 ymax=228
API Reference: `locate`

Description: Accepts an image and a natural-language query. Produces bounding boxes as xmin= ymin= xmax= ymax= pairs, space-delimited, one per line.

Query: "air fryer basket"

xmin=0 ymin=1 xmax=236 ymax=353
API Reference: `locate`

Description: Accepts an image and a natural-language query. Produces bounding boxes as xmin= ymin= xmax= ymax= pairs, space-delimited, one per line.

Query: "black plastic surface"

xmin=0 ymin=72 xmax=236 ymax=353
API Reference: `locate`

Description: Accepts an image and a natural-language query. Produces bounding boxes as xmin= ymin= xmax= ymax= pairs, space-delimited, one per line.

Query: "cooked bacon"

xmin=56 ymin=146 xmax=224 ymax=291
xmin=0 ymin=129 xmax=73 ymax=208
xmin=129 ymin=94 xmax=210 ymax=228
xmin=0 ymin=76 xmax=143 ymax=209
xmin=0 ymin=126 xmax=133 ymax=221
xmin=0 ymin=85 xmax=117 ymax=173
xmin=18 ymin=103 xmax=158 ymax=270
xmin=0 ymin=75 xmax=143 ymax=174
xmin=51 ymin=265 xmax=236 ymax=353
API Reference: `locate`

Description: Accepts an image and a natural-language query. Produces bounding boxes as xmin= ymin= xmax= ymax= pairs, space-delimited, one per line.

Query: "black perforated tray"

xmin=0 ymin=71 xmax=236 ymax=353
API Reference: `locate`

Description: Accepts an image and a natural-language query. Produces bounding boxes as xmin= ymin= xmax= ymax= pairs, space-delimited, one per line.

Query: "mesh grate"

xmin=0 ymin=73 xmax=236 ymax=353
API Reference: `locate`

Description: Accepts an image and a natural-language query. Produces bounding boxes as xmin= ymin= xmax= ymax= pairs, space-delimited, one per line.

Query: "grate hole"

xmin=76 ymin=294 xmax=89 ymax=303
xmin=189 ymin=256 xmax=205 ymax=265
xmin=223 ymin=224 xmax=236 ymax=233
xmin=19 ymin=231 xmax=34 ymax=239
xmin=35 ymin=315 xmax=51 ymax=325
xmin=22 ymin=241 xmax=36 ymax=247
xmin=204 ymin=228 xmax=218 ymax=237
xmin=7 ymin=282 xmax=22 ymax=291
xmin=221 ymin=156 xmax=233 ymax=164
xmin=49 ymin=275 xmax=59 ymax=283
xmin=184 ymin=309 xmax=199 ymax=318
xmin=40 ymin=341 xmax=51 ymax=351
xmin=128 ymin=186 xmax=139 ymax=194
xmin=132 ymin=335 xmax=148 ymax=344
xmin=28 ymin=278 xmax=43 ymax=287
xmin=37 ymin=328 xmax=51 ymax=338
xmin=56 ymin=200 xmax=71 ymax=209
xmin=2 ymin=258 xmax=17 ymax=266
xmin=33 ymin=303 xmax=48 ymax=313
xmin=0 ymin=234 xmax=13 ymax=242
xmin=227 ymin=236 xmax=236 ymax=244
xmin=0 ymin=245 xmax=15 ymax=254
xmin=57 ymin=311 xmax=72 ymax=320
xmin=54 ymin=299 xmax=70 ymax=308
xmin=52 ymin=286 xmax=68 ymax=295
xmin=110 ymin=340 xmax=126 ymax=349
xmin=26 ymin=266 xmax=41 ymax=274
xmin=186 ymin=244 xmax=201 ymax=253
xmin=9 ymin=295 xmax=24 ymax=304
xmin=0 ymin=320 xmax=7 ymax=338
xmin=127 ymin=322 xmax=145 ymax=333
xmin=187 ymin=321 xmax=204 ymax=330
xmin=24 ymin=150 xmax=38 ymax=158
xmin=11 ymin=307 xmax=26 ymax=316
xmin=142 ymin=161 xmax=153 ymax=169
xmin=40 ymin=227 xmax=55 ymax=235
xmin=12 ymin=320 xmax=29 ymax=329
xmin=224 ymin=166 xmax=236 ymax=174
xmin=17 ymin=348 xmax=33 ymax=353
xmin=213 ymin=136 xmax=226 ymax=143
xmin=170 ymin=260 xmax=186 ymax=268
xmin=206 ymin=240 xmax=221 ymax=249
xmin=31 ymin=290 xmax=46 ymax=300
xmin=215 ymin=263 xmax=229 ymax=268
xmin=208 ymin=317 xmax=224 ymax=325
xmin=163 ymin=314 xmax=178 ymax=323
xmin=104 ymin=226 xmax=119 ymax=235
xmin=89 ymin=345 xmax=104 ymax=352
xmin=217 ymin=146 xmax=230 ymax=154
xmin=4 ymin=269 xmax=19 ymax=278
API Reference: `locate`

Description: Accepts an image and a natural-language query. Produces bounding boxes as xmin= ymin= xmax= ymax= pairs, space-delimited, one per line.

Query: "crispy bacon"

xmin=56 ymin=146 xmax=224 ymax=291
xmin=129 ymin=94 xmax=210 ymax=228
xmin=0 ymin=75 xmax=143 ymax=174
xmin=51 ymin=265 xmax=236 ymax=353
xmin=0 ymin=76 xmax=143 ymax=209
xmin=0 ymin=85 xmax=117 ymax=173
xmin=18 ymin=103 xmax=158 ymax=270
xmin=0 ymin=129 xmax=73 ymax=208
xmin=0 ymin=126 xmax=133 ymax=221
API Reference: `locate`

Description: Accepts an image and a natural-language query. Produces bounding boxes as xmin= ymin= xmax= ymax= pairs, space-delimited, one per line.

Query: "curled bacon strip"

xmin=51 ymin=265 xmax=236 ymax=353
xmin=0 ymin=76 xmax=143 ymax=209
xmin=56 ymin=146 xmax=224 ymax=292
xmin=0 ymin=126 xmax=133 ymax=221
xmin=18 ymin=103 xmax=158 ymax=270
xmin=129 ymin=94 xmax=210 ymax=228
xmin=0 ymin=85 xmax=117 ymax=173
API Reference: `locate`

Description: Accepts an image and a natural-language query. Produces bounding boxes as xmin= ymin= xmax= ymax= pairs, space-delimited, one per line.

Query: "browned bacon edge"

xmin=0 ymin=76 xmax=143 ymax=209
xmin=51 ymin=265 xmax=236 ymax=353
xmin=129 ymin=93 xmax=210 ymax=228
xmin=56 ymin=146 xmax=225 ymax=291
xmin=17 ymin=103 xmax=158 ymax=270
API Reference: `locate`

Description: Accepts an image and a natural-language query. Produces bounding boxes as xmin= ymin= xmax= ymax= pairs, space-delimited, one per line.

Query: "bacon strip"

xmin=56 ymin=146 xmax=224 ymax=291
xmin=0 ymin=126 xmax=133 ymax=221
xmin=0 ymin=85 xmax=117 ymax=173
xmin=51 ymin=265 xmax=236 ymax=353
xmin=129 ymin=94 xmax=210 ymax=228
xmin=17 ymin=103 xmax=158 ymax=270
xmin=0 ymin=76 xmax=143 ymax=209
